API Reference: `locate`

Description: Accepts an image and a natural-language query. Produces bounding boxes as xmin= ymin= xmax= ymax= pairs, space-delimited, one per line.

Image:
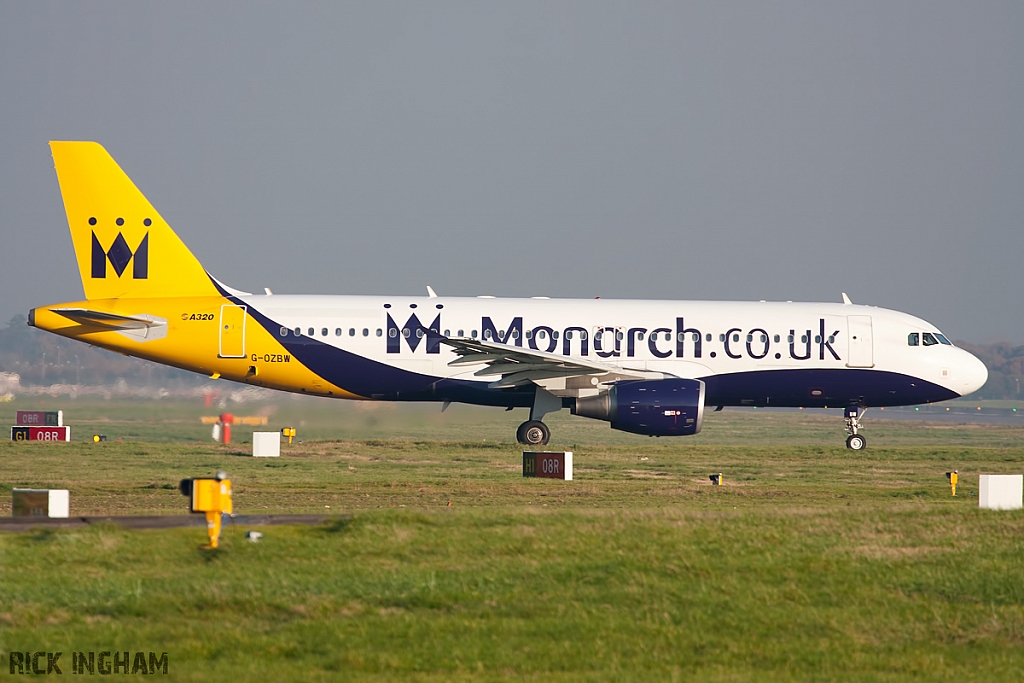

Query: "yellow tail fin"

xmin=50 ymin=141 xmax=218 ymax=300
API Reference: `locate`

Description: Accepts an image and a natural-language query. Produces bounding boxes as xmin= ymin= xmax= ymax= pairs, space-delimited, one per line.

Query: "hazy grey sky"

xmin=1 ymin=2 xmax=1020 ymax=342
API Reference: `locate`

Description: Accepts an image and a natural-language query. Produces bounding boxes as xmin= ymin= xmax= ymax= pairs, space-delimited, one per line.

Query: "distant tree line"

xmin=956 ymin=342 xmax=1024 ymax=400
xmin=0 ymin=315 xmax=203 ymax=388
xmin=0 ymin=316 xmax=1021 ymax=399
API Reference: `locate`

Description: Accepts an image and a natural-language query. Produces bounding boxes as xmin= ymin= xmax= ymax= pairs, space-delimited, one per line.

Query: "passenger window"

xmin=335 ymin=328 xmax=342 ymax=336
xmin=280 ymin=327 xmax=288 ymax=337
xmin=416 ymin=329 xmax=424 ymax=338
xmin=787 ymin=335 xmax=794 ymax=343
xmin=539 ymin=330 xmax=547 ymax=340
xmin=443 ymin=329 xmax=450 ymax=337
xmin=593 ymin=331 xmax=600 ymax=342
xmin=732 ymin=334 xmax=739 ymax=343
xmin=553 ymin=331 xmax=559 ymax=340
xmin=457 ymin=329 xmax=464 ymax=337
xmin=719 ymin=334 xmax=725 ymax=342
xmin=691 ymin=333 xmax=699 ymax=342
xmin=664 ymin=333 xmax=671 ymax=342
xmin=376 ymin=329 xmax=383 ymax=337
xmin=294 ymin=327 xmax=301 ymax=336
xmin=471 ymin=330 xmax=478 ymax=338
xmin=321 ymin=328 xmax=328 ymax=337
xmin=773 ymin=335 xmax=780 ymax=343
xmin=936 ymin=334 xmax=952 ymax=345
xmin=581 ymin=331 xmax=588 ymax=340
xmin=705 ymin=334 xmax=712 ymax=342
xmin=565 ymin=331 xmax=572 ymax=340
xmin=637 ymin=332 xmax=644 ymax=340
xmin=348 ymin=328 xmax=354 ymax=336
xmin=908 ymin=333 xmax=919 ymax=346
xmin=922 ymin=333 xmax=939 ymax=346
xmin=363 ymin=328 xmax=369 ymax=337
xmin=308 ymin=328 xmax=315 ymax=336
xmin=484 ymin=329 xmax=492 ymax=339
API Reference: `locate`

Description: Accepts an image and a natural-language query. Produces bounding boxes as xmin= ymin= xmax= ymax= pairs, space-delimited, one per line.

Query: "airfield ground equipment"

xmin=179 ymin=471 xmax=233 ymax=549
xmin=946 ymin=470 xmax=958 ymax=496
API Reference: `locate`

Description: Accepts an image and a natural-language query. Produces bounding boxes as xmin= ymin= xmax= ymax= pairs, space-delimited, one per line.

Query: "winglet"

xmin=841 ymin=292 xmax=853 ymax=305
xmin=426 ymin=286 xmax=438 ymax=298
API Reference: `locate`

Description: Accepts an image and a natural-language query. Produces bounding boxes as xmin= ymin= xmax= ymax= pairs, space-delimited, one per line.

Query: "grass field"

xmin=1 ymin=396 xmax=1024 ymax=681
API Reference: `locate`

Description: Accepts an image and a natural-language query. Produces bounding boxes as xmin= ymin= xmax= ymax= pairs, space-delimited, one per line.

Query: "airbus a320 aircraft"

xmin=30 ymin=142 xmax=988 ymax=449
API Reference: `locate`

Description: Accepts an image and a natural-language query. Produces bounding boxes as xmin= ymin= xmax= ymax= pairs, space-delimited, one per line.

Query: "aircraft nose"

xmin=957 ymin=349 xmax=988 ymax=397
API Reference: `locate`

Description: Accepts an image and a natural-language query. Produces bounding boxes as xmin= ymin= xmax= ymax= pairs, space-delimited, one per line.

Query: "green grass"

xmin=1 ymin=396 xmax=1024 ymax=681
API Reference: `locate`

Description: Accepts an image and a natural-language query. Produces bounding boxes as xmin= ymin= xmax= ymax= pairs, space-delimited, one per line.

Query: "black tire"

xmin=516 ymin=420 xmax=550 ymax=446
xmin=846 ymin=434 xmax=867 ymax=450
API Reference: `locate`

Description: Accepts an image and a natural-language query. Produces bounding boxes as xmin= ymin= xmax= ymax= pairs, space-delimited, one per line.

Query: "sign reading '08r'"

xmin=11 ymin=426 xmax=70 ymax=442
xmin=522 ymin=451 xmax=573 ymax=480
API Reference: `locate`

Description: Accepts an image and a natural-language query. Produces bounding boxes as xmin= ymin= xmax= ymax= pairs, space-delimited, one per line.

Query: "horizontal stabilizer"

xmin=51 ymin=308 xmax=160 ymax=330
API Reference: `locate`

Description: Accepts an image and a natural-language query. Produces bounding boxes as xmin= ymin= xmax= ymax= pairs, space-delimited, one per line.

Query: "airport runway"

xmin=727 ymin=405 xmax=1024 ymax=425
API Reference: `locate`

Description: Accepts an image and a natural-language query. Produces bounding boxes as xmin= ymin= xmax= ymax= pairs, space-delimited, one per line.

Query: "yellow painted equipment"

xmin=710 ymin=473 xmax=723 ymax=486
xmin=179 ymin=471 xmax=233 ymax=549
xmin=281 ymin=427 xmax=296 ymax=444
xmin=946 ymin=470 xmax=958 ymax=497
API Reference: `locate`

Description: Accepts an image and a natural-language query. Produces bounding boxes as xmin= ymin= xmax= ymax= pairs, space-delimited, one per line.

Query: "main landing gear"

xmin=845 ymin=405 xmax=867 ymax=450
xmin=516 ymin=420 xmax=550 ymax=446
xmin=516 ymin=387 xmax=561 ymax=446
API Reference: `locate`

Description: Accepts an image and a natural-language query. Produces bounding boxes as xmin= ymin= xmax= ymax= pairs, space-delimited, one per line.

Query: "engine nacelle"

xmin=572 ymin=378 xmax=705 ymax=436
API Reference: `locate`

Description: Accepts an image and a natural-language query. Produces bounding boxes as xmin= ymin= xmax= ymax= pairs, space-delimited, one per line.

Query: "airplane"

xmin=29 ymin=141 xmax=988 ymax=450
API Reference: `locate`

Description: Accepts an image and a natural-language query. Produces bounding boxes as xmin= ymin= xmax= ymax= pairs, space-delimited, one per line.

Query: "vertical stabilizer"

xmin=49 ymin=141 xmax=218 ymax=300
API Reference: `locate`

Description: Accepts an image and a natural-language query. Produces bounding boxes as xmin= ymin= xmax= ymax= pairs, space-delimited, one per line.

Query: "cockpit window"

xmin=935 ymin=334 xmax=952 ymax=345
xmin=922 ymin=332 xmax=939 ymax=346
xmin=908 ymin=333 xmax=919 ymax=346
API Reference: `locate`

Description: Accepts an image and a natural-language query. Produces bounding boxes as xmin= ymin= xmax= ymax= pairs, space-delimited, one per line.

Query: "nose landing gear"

xmin=845 ymin=405 xmax=867 ymax=450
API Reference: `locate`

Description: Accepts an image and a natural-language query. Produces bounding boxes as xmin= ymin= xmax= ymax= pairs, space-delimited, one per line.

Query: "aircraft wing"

xmin=50 ymin=308 xmax=161 ymax=330
xmin=441 ymin=337 xmax=661 ymax=389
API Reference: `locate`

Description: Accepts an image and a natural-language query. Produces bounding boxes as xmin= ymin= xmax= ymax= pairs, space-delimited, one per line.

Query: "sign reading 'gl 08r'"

xmin=11 ymin=426 xmax=71 ymax=441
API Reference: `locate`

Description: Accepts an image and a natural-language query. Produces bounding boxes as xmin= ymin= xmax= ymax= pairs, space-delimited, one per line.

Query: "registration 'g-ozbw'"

xmin=31 ymin=142 xmax=988 ymax=450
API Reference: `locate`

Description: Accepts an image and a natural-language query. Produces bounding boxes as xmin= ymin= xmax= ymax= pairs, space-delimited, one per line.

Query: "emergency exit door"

xmin=219 ymin=305 xmax=247 ymax=358
xmin=846 ymin=315 xmax=873 ymax=368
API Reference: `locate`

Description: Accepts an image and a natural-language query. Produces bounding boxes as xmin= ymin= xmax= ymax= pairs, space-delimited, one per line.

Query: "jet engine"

xmin=571 ymin=378 xmax=705 ymax=436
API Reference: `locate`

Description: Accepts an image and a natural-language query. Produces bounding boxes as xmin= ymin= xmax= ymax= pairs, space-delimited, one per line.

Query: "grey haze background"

xmin=1 ymin=1 xmax=1021 ymax=342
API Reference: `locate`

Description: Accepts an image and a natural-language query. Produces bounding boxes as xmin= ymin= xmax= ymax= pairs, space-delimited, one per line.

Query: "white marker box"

xmin=979 ymin=474 xmax=1023 ymax=510
xmin=252 ymin=431 xmax=281 ymax=457
xmin=12 ymin=489 xmax=70 ymax=518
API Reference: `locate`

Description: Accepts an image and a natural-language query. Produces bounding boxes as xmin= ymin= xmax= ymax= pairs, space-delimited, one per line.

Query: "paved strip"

xmin=0 ymin=514 xmax=338 ymax=531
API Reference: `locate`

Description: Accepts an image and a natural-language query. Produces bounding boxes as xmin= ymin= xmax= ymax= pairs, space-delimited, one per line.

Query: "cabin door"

xmin=219 ymin=304 xmax=247 ymax=358
xmin=846 ymin=315 xmax=873 ymax=368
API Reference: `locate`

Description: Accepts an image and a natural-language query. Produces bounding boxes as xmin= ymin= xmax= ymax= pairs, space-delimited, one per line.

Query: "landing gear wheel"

xmin=516 ymin=420 xmax=550 ymax=446
xmin=846 ymin=434 xmax=867 ymax=451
